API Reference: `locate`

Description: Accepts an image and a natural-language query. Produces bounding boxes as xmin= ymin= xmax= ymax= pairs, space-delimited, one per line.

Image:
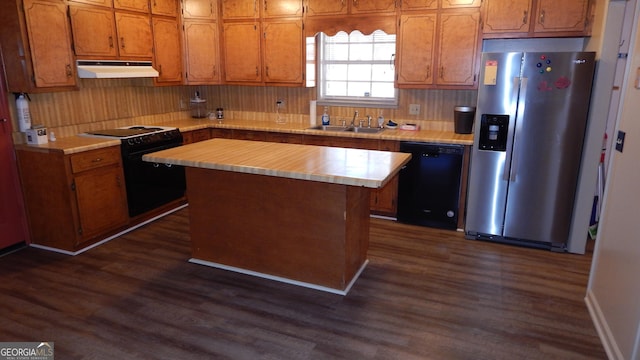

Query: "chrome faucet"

xmin=351 ymin=110 xmax=359 ymax=127
xmin=367 ymin=115 xmax=372 ymax=128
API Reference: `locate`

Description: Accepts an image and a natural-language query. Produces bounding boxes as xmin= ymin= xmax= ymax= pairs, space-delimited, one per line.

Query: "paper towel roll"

xmin=310 ymin=100 xmax=317 ymax=125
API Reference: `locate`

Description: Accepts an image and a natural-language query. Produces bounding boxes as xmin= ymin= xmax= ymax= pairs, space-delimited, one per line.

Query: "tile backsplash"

xmin=8 ymin=78 xmax=477 ymax=141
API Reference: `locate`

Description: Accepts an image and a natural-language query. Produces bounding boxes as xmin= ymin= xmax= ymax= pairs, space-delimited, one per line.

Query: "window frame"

xmin=316 ymin=31 xmax=398 ymax=108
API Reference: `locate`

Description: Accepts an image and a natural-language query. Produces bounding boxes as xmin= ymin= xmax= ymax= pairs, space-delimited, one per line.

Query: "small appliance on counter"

xmin=190 ymin=91 xmax=207 ymax=118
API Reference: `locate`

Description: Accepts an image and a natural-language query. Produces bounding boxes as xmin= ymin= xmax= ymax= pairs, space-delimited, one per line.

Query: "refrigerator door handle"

xmin=503 ymin=76 xmax=521 ymax=181
xmin=509 ymin=77 xmax=528 ymax=182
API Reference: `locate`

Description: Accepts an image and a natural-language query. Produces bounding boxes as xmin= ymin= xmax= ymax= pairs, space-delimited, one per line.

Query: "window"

xmin=317 ymin=30 xmax=397 ymax=107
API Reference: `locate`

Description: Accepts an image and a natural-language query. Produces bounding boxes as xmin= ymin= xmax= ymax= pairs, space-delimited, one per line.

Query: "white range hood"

xmin=76 ymin=60 xmax=159 ymax=79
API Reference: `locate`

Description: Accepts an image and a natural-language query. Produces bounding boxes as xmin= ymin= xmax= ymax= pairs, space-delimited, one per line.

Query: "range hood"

xmin=76 ymin=60 xmax=159 ymax=78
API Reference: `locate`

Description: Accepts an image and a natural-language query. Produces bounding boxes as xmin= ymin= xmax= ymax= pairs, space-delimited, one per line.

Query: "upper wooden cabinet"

xmin=396 ymin=13 xmax=437 ymax=85
xmin=533 ymin=0 xmax=590 ymax=34
xmin=399 ymin=0 xmax=438 ymax=11
xmin=305 ymin=0 xmax=347 ymax=16
xmin=114 ymin=12 xmax=154 ymax=58
xmin=70 ymin=6 xmax=153 ymax=59
xmin=222 ymin=22 xmax=262 ymax=82
xmin=482 ymin=0 xmax=592 ymax=37
xmin=263 ymin=0 xmax=303 ymax=18
xmin=151 ymin=0 xmax=178 ymax=16
xmin=399 ymin=0 xmax=480 ymax=11
xmin=183 ymin=21 xmax=222 ymax=84
xmin=436 ymin=10 xmax=480 ymax=86
xmin=0 ymin=0 xmax=76 ymax=93
xmin=396 ymin=9 xmax=480 ymax=88
xmin=69 ymin=6 xmax=118 ymax=58
xmin=306 ymin=0 xmax=395 ymax=16
xmin=221 ymin=0 xmax=258 ymax=19
xmin=152 ymin=17 xmax=182 ymax=84
xmin=441 ymin=0 xmax=481 ymax=8
xmin=183 ymin=0 xmax=217 ymax=19
xmin=68 ymin=0 xmax=113 ymax=7
xmin=113 ymin=0 xmax=148 ymax=12
xmin=263 ymin=20 xmax=303 ymax=84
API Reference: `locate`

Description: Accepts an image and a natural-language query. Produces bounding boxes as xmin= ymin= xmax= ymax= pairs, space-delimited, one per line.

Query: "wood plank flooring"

xmin=0 ymin=208 xmax=606 ymax=359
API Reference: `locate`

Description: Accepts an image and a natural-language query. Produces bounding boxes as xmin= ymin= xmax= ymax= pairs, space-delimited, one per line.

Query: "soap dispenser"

xmin=321 ymin=106 xmax=330 ymax=125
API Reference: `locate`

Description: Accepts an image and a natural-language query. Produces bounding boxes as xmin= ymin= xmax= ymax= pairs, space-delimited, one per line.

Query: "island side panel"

xmin=186 ymin=167 xmax=370 ymax=290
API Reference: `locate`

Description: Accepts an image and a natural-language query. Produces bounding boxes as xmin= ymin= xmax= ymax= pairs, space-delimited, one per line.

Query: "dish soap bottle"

xmin=321 ymin=106 xmax=330 ymax=126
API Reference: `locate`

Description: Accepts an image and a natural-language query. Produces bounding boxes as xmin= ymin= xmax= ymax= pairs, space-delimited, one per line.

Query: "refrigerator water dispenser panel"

xmin=479 ymin=114 xmax=509 ymax=151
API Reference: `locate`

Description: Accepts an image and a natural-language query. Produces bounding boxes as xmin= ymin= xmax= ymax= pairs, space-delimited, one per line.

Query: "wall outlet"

xmin=409 ymin=104 xmax=420 ymax=115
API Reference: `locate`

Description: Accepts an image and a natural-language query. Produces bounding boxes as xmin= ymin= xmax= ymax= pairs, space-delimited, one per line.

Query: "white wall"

xmin=586 ymin=0 xmax=640 ymax=358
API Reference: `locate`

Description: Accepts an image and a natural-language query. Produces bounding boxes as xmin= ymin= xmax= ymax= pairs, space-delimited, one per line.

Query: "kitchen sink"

xmin=308 ymin=125 xmax=351 ymax=132
xmin=307 ymin=125 xmax=385 ymax=134
xmin=347 ymin=127 xmax=385 ymax=134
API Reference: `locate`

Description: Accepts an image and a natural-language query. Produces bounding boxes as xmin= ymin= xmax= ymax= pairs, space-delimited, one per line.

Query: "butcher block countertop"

xmin=14 ymin=118 xmax=473 ymax=154
xmin=143 ymin=138 xmax=412 ymax=188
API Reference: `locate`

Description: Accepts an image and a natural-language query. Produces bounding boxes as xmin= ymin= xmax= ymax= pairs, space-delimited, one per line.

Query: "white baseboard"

xmin=585 ymin=289 xmax=624 ymax=360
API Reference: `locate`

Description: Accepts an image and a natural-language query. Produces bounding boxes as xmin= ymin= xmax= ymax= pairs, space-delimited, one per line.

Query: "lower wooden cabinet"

xmin=16 ymin=146 xmax=129 ymax=252
xmin=182 ymin=128 xmax=211 ymax=144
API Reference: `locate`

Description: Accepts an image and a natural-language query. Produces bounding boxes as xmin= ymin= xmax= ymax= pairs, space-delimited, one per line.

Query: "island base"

xmin=186 ymin=168 xmax=371 ymax=294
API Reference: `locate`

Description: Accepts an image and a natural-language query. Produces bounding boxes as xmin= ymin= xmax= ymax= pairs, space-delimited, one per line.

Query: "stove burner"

xmin=127 ymin=126 xmax=164 ymax=131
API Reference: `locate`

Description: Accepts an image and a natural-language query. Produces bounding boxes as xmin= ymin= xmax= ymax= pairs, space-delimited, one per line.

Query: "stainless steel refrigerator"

xmin=465 ymin=52 xmax=596 ymax=251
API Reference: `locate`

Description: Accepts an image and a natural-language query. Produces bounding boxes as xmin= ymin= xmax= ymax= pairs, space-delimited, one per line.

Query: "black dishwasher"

xmin=397 ymin=142 xmax=464 ymax=230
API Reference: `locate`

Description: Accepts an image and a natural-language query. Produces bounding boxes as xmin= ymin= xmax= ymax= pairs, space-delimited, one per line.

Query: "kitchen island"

xmin=143 ymin=138 xmax=411 ymax=294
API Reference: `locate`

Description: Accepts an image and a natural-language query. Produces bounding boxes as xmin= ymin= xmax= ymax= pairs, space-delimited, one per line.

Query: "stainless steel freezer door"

xmin=502 ymin=52 xmax=596 ymax=245
xmin=465 ymin=52 xmax=522 ymax=237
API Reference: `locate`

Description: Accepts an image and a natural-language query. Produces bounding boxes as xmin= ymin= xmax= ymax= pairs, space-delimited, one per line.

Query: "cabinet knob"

xmin=539 ymin=9 xmax=545 ymax=24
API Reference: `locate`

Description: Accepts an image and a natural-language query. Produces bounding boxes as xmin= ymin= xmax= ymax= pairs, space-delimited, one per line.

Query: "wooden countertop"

xmin=142 ymin=138 xmax=412 ymax=189
xmin=172 ymin=118 xmax=475 ymax=145
xmin=14 ymin=118 xmax=473 ymax=154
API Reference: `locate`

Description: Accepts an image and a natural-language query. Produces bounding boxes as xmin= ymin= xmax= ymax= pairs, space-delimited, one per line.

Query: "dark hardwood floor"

xmin=0 ymin=208 xmax=606 ymax=359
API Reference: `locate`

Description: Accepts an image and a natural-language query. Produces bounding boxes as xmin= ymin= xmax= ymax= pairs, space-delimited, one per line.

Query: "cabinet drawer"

xmin=70 ymin=146 xmax=121 ymax=173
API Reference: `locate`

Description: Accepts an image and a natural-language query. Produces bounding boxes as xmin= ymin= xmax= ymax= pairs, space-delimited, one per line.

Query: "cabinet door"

xmin=182 ymin=129 xmax=211 ymax=144
xmin=183 ymin=0 xmax=217 ymax=19
xmin=69 ymin=5 xmax=118 ymax=58
xmin=396 ymin=14 xmax=436 ymax=86
xmin=222 ymin=22 xmax=261 ymax=82
xmin=151 ymin=0 xmax=178 ymax=16
xmin=114 ymin=12 xmax=153 ymax=58
xmin=350 ymin=0 xmax=396 ymax=14
xmin=68 ymin=0 xmax=112 ymax=7
xmin=533 ymin=0 xmax=589 ymax=33
xmin=263 ymin=0 xmax=302 ymax=18
xmin=263 ymin=20 xmax=303 ymax=84
xmin=74 ymin=165 xmax=128 ymax=243
xmin=436 ymin=11 xmax=479 ymax=87
xmin=221 ymin=0 xmax=258 ymax=19
xmin=441 ymin=0 xmax=481 ymax=8
xmin=152 ymin=17 xmax=182 ymax=84
xmin=399 ymin=0 xmax=437 ymax=11
xmin=371 ymin=176 xmax=398 ymax=215
xmin=184 ymin=21 xmax=221 ymax=84
xmin=482 ymin=0 xmax=532 ymax=34
xmin=22 ymin=0 xmax=76 ymax=88
xmin=305 ymin=0 xmax=347 ymax=17
xmin=114 ymin=0 xmax=149 ymax=12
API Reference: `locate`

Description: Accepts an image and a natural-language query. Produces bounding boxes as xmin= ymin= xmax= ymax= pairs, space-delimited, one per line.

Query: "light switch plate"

xmin=409 ymin=104 xmax=420 ymax=115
